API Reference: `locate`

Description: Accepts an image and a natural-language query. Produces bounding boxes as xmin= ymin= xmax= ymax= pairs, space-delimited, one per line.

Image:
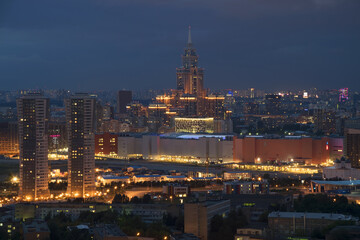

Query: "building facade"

xmin=176 ymin=26 xmax=205 ymax=100
xmin=66 ymin=93 xmax=96 ymax=198
xmin=345 ymin=128 xmax=360 ymax=168
xmin=95 ymin=132 xmax=118 ymax=156
xmin=117 ymin=90 xmax=132 ymax=114
xmin=17 ymin=94 xmax=50 ymax=200
xmin=223 ymin=181 xmax=269 ymax=195
xmin=0 ymin=121 xmax=18 ymax=156
xmin=115 ymin=134 xmax=341 ymax=165
xmin=268 ymin=212 xmax=357 ymax=237
xmin=184 ymin=200 xmax=230 ymax=240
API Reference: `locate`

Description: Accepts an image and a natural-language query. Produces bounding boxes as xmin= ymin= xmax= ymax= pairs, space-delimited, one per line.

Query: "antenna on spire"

xmin=187 ymin=25 xmax=192 ymax=47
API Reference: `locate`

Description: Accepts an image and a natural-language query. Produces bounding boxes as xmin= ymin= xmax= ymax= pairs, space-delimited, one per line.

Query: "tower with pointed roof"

xmin=176 ymin=26 xmax=205 ymax=98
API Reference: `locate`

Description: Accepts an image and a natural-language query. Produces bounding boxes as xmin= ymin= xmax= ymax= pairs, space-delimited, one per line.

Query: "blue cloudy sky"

xmin=0 ymin=0 xmax=359 ymax=91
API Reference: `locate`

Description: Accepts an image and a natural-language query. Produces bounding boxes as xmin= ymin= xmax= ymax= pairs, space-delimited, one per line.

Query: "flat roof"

xmin=160 ymin=133 xmax=233 ymax=140
xmin=102 ymin=175 xmax=130 ymax=180
xmin=166 ymin=175 xmax=187 ymax=178
xmin=176 ymin=134 xmax=229 ymax=140
xmin=312 ymin=180 xmax=360 ymax=186
xmin=192 ymin=177 xmax=215 ymax=180
xmin=134 ymin=175 xmax=161 ymax=178
xmin=269 ymin=211 xmax=355 ymax=221
xmin=23 ymin=220 xmax=50 ymax=233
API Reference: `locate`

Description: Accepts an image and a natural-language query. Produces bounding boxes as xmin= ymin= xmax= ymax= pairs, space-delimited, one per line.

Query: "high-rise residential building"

xmin=176 ymin=26 xmax=205 ymax=98
xmin=17 ymin=93 xmax=50 ymax=200
xmin=117 ymin=90 xmax=132 ymax=114
xmin=345 ymin=128 xmax=360 ymax=168
xmin=65 ymin=93 xmax=96 ymax=197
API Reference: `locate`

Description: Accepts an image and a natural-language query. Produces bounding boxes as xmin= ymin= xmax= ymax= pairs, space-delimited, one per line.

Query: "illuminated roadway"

xmin=96 ymin=158 xmax=225 ymax=175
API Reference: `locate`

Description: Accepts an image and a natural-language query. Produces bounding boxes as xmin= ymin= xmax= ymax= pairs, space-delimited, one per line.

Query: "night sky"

xmin=1 ymin=0 xmax=360 ymax=91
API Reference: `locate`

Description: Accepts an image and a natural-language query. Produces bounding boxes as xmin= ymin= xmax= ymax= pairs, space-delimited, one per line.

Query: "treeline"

xmin=209 ymin=209 xmax=247 ymax=240
xmin=46 ymin=210 xmax=170 ymax=240
xmin=295 ymin=194 xmax=360 ymax=218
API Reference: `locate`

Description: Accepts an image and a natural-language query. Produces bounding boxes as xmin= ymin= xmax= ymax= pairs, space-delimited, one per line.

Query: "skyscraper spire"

xmin=187 ymin=25 xmax=192 ymax=47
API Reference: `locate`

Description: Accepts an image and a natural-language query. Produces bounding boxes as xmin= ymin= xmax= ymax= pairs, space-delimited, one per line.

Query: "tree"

xmin=130 ymin=196 xmax=140 ymax=204
xmin=209 ymin=210 xmax=247 ymax=240
xmin=142 ymin=194 xmax=153 ymax=204
xmin=210 ymin=215 xmax=223 ymax=232
xmin=112 ymin=194 xmax=129 ymax=203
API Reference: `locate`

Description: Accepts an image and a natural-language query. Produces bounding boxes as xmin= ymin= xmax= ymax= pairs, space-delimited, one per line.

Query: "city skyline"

xmin=2 ymin=1 xmax=360 ymax=240
xmin=1 ymin=0 xmax=360 ymax=91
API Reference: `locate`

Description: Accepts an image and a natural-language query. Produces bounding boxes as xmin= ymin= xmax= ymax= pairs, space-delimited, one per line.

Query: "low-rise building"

xmin=310 ymin=180 xmax=360 ymax=194
xmin=163 ymin=184 xmax=190 ymax=197
xmin=184 ymin=200 xmax=230 ymax=240
xmin=95 ymin=132 xmax=118 ymax=156
xmin=223 ymin=171 xmax=252 ymax=180
xmin=15 ymin=203 xmax=111 ymax=221
xmin=93 ymin=224 xmax=128 ymax=240
xmin=133 ymin=175 xmax=162 ymax=183
xmin=322 ymin=157 xmax=360 ymax=180
xmin=268 ymin=212 xmax=357 ymax=238
xmin=234 ymin=225 xmax=267 ymax=240
xmin=170 ymin=233 xmax=200 ymax=240
xmin=98 ymin=175 xmax=131 ymax=185
xmin=113 ymin=204 xmax=168 ymax=223
xmin=22 ymin=220 xmax=50 ymax=240
xmin=223 ymin=181 xmax=269 ymax=195
xmin=224 ymin=194 xmax=293 ymax=222
xmin=0 ymin=221 xmax=19 ymax=240
xmin=163 ymin=175 xmax=188 ymax=182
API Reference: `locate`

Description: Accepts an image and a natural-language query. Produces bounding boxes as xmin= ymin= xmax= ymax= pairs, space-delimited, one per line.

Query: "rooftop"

xmin=94 ymin=224 xmax=127 ymax=237
xmin=165 ymin=175 xmax=187 ymax=178
xmin=23 ymin=220 xmax=50 ymax=233
xmin=268 ymin=211 xmax=356 ymax=221
xmin=134 ymin=174 xmax=162 ymax=178
xmin=101 ymin=175 xmax=130 ymax=180
xmin=312 ymin=180 xmax=360 ymax=186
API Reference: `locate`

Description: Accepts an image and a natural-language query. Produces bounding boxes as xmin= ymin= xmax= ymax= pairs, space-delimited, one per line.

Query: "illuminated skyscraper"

xmin=155 ymin=27 xmax=229 ymax=122
xmin=176 ymin=26 xmax=205 ymax=97
xmin=66 ymin=93 xmax=96 ymax=197
xmin=17 ymin=93 xmax=50 ymax=200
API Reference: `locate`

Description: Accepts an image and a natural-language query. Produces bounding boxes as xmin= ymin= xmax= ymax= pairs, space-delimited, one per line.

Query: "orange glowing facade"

xmin=66 ymin=93 xmax=96 ymax=198
xmin=95 ymin=132 xmax=118 ymax=156
xmin=155 ymin=27 xmax=228 ymax=121
xmin=0 ymin=122 xmax=19 ymax=156
xmin=17 ymin=94 xmax=50 ymax=200
xmin=176 ymin=26 xmax=205 ymax=98
xmin=233 ymin=136 xmax=339 ymax=165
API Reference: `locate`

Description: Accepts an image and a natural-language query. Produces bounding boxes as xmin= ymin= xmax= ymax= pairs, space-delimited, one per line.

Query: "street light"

xmin=11 ymin=177 xmax=19 ymax=184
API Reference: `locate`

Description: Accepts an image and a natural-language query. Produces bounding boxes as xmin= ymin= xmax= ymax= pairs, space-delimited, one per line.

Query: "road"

xmin=97 ymin=158 xmax=225 ymax=175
